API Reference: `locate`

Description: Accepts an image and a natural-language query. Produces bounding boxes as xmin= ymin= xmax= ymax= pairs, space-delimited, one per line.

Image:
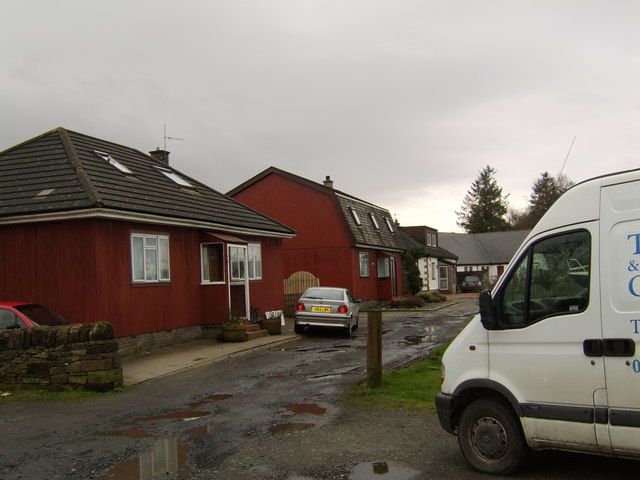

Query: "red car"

xmin=0 ymin=302 xmax=70 ymax=329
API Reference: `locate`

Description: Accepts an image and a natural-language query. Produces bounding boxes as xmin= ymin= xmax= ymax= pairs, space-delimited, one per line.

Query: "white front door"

xmin=600 ymin=182 xmax=640 ymax=456
xmin=488 ymin=225 xmax=606 ymax=452
xmin=228 ymin=244 xmax=250 ymax=319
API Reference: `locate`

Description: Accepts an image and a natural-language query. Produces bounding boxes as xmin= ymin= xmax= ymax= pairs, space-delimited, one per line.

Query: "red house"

xmin=0 ymin=128 xmax=294 ymax=352
xmin=228 ymin=167 xmax=405 ymax=301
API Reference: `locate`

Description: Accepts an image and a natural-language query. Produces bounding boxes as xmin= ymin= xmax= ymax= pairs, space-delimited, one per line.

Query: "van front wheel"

xmin=458 ymin=398 xmax=528 ymax=475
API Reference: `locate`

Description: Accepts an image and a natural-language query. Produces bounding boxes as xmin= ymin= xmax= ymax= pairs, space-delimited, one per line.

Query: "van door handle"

xmin=603 ymin=338 xmax=636 ymax=357
xmin=583 ymin=339 xmax=603 ymax=357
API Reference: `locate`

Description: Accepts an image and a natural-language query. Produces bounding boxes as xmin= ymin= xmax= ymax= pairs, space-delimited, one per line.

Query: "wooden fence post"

xmin=367 ymin=310 xmax=382 ymax=388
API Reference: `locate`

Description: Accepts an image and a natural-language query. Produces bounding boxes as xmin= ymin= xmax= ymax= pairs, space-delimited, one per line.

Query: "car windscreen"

xmin=464 ymin=276 xmax=480 ymax=282
xmin=14 ymin=304 xmax=70 ymax=326
xmin=302 ymin=288 xmax=344 ymax=301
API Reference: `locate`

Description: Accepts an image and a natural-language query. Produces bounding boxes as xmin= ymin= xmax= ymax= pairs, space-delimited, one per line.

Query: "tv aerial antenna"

xmin=163 ymin=124 xmax=184 ymax=150
xmin=559 ymin=136 xmax=576 ymax=177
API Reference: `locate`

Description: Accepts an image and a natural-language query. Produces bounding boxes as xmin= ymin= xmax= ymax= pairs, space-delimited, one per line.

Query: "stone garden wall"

xmin=0 ymin=322 xmax=122 ymax=391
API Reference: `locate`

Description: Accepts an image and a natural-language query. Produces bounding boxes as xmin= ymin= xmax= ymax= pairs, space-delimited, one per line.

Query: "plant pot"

xmin=259 ymin=317 xmax=281 ymax=335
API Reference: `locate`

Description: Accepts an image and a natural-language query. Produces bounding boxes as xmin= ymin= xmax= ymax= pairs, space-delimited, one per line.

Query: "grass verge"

xmin=0 ymin=386 xmax=130 ymax=403
xmin=343 ymin=342 xmax=448 ymax=411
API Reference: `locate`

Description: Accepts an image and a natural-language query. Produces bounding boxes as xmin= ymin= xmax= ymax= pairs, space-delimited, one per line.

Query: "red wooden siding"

xmin=0 ymin=218 xmax=285 ymax=338
xmin=232 ymin=174 xmax=353 ymax=251
xmin=0 ymin=220 xmax=100 ymax=326
xmin=232 ymin=173 xmax=404 ymax=301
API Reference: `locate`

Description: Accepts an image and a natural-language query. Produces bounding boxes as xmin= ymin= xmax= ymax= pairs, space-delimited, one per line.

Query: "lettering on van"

xmin=626 ymin=234 xmax=640 ymax=297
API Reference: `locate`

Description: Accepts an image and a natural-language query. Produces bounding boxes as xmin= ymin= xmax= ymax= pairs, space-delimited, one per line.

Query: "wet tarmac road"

xmin=2 ymin=299 xmax=640 ymax=479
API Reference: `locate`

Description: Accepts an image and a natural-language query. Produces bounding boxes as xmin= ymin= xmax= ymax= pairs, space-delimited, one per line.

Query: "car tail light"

xmin=296 ymin=303 xmax=305 ymax=311
xmin=337 ymin=304 xmax=348 ymax=313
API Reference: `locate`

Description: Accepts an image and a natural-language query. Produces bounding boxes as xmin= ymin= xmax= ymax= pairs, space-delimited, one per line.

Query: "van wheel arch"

xmin=451 ymin=380 xmax=523 ymax=432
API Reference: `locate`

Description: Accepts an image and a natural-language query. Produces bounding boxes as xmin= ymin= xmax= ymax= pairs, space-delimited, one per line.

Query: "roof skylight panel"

xmin=370 ymin=212 xmax=380 ymax=229
xmin=93 ymin=150 xmax=133 ymax=174
xmin=385 ymin=217 xmax=394 ymax=232
xmin=154 ymin=166 xmax=194 ymax=187
xmin=350 ymin=207 xmax=362 ymax=225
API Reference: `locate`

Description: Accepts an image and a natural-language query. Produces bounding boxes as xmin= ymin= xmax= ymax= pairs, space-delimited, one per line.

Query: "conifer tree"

xmin=457 ymin=166 xmax=509 ymax=233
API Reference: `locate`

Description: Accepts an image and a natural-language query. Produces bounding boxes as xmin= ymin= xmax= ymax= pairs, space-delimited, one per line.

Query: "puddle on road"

xmin=99 ymin=428 xmax=154 ymax=439
xmin=187 ymin=393 xmax=233 ymax=408
xmin=186 ymin=423 xmax=215 ymax=437
xmin=268 ymin=423 xmax=315 ymax=434
xmin=100 ymin=437 xmax=189 ymax=480
xmin=350 ymin=461 xmax=419 ymax=479
xmin=404 ymin=335 xmax=425 ymax=344
xmin=285 ymin=403 xmax=327 ymax=415
xmin=126 ymin=410 xmax=210 ymax=424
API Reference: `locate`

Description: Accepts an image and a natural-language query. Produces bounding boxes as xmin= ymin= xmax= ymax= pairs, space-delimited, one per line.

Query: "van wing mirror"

xmin=478 ymin=289 xmax=498 ymax=329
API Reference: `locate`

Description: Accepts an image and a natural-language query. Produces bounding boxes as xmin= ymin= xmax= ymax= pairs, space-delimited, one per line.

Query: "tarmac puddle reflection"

xmin=186 ymin=423 xmax=215 ymax=437
xmin=126 ymin=410 xmax=210 ymax=424
xmin=285 ymin=403 xmax=326 ymax=415
xmin=187 ymin=393 xmax=233 ymax=408
xmin=100 ymin=438 xmax=189 ymax=480
xmin=268 ymin=423 xmax=315 ymax=434
xmin=349 ymin=461 xmax=419 ymax=479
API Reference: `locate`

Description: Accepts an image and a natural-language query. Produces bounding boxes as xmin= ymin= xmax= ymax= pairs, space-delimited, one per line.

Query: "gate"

xmin=283 ymin=271 xmax=320 ymax=316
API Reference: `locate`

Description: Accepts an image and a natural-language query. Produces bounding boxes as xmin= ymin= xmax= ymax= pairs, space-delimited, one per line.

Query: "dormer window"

xmin=154 ymin=166 xmax=194 ymax=187
xmin=94 ymin=150 xmax=133 ymax=174
xmin=384 ymin=217 xmax=394 ymax=232
xmin=370 ymin=213 xmax=380 ymax=229
xmin=351 ymin=208 xmax=362 ymax=226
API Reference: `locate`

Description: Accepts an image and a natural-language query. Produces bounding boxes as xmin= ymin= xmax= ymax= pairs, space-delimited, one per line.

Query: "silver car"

xmin=294 ymin=287 xmax=360 ymax=337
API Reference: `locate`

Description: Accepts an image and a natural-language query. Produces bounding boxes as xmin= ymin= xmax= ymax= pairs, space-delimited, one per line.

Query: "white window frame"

xmin=432 ymin=234 xmax=437 ymax=247
xmin=377 ymin=256 xmax=390 ymax=278
xmin=359 ymin=252 xmax=370 ymax=277
xmin=351 ymin=208 xmax=362 ymax=226
xmin=154 ymin=165 xmax=194 ymax=187
xmin=229 ymin=245 xmax=247 ymax=283
xmin=94 ymin=150 xmax=133 ymax=174
xmin=384 ymin=217 xmax=394 ymax=232
xmin=131 ymin=233 xmax=170 ymax=283
xmin=200 ymin=242 xmax=225 ymax=285
xmin=247 ymin=243 xmax=262 ymax=280
xmin=370 ymin=213 xmax=380 ymax=229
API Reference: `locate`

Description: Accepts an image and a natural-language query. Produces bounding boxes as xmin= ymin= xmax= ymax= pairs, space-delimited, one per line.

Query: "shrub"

xmin=389 ymin=295 xmax=425 ymax=309
xmin=415 ymin=291 xmax=447 ymax=303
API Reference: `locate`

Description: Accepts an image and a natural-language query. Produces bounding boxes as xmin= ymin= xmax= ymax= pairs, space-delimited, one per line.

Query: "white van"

xmin=437 ymin=169 xmax=640 ymax=474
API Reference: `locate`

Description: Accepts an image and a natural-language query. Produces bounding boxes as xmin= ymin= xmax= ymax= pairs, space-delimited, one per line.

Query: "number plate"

xmin=311 ymin=306 xmax=331 ymax=313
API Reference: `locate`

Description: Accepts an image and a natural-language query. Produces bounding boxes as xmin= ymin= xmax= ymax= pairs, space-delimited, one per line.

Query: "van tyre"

xmin=458 ymin=398 xmax=529 ymax=475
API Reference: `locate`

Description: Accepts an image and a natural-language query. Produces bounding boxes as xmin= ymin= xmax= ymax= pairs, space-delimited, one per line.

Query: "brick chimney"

xmin=149 ymin=148 xmax=170 ymax=166
xmin=323 ymin=175 xmax=334 ymax=188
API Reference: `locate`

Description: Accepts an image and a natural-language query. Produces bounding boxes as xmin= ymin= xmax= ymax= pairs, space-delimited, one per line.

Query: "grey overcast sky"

xmin=1 ymin=1 xmax=638 ymax=232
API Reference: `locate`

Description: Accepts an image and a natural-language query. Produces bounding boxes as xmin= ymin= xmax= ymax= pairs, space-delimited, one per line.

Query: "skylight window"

xmin=154 ymin=166 xmax=194 ymax=187
xmin=385 ymin=217 xmax=394 ymax=232
xmin=94 ymin=150 xmax=133 ymax=174
xmin=36 ymin=188 xmax=55 ymax=197
xmin=350 ymin=207 xmax=362 ymax=226
xmin=370 ymin=213 xmax=380 ymax=229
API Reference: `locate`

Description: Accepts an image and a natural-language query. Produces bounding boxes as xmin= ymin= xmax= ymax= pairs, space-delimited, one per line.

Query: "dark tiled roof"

xmin=0 ymin=128 xmax=294 ymax=236
xmin=229 ymin=166 xmax=405 ymax=251
xmin=439 ymin=230 xmax=530 ymax=265
xmin=335 ymin=195 xmax=405 ymax=252
xmin=400 ymin=225 xmax=458 ymax=261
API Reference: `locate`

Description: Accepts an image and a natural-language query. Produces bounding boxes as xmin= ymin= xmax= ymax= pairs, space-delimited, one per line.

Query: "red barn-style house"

xmin=0 ymin=128 xmax=294 ymax=352
xmin=228 ymin=167 xmax=405 ymax=302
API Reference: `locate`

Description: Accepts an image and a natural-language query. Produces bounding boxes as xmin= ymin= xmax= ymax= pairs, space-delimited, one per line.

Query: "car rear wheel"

xmin=345 ymin=317 xmax=352 ymax=338
xmin=294 ymin=323 xmax=304 ymax=334
xmin=458 ymin=398 xmax=529 ymax=475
